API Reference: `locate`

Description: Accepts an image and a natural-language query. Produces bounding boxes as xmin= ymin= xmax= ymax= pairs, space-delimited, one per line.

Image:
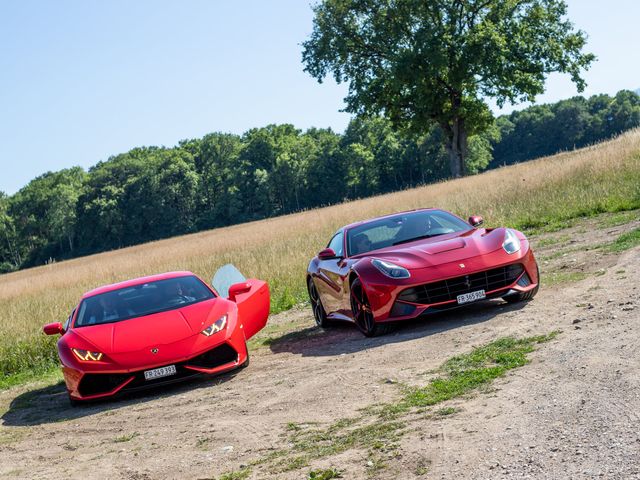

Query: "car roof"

xmin=341 ymin=207 xmax=439 ymax=231
xmin=82 ymin=271 xmax=196 ymax=299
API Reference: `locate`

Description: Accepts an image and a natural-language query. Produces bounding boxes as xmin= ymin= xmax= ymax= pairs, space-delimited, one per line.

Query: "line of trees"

xmin=1 ymin=90 xmax=638 ymax=273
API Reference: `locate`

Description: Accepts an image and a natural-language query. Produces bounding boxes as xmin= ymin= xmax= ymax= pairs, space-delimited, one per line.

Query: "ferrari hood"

xmin=72 ymin=298 xmax=226 ymax=354
xmin=369 ymin=227 xmax=509 ymax=269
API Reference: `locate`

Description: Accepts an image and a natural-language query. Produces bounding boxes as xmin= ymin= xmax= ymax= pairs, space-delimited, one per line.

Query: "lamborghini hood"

xmin=71 ymin=298 xmax=227 ymax=355
xmin=368 ymin=227 xmax=511 ymax=270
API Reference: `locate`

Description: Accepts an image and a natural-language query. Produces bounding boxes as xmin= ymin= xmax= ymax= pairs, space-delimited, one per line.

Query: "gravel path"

xmin=1 ymin=214 xmax=638 ymax=480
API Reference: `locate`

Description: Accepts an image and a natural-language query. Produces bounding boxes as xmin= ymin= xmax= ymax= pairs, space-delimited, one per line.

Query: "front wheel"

xmin=308 ymin=278 xmax=331 ymax=328
xmin=350 ymin=278 xmax=394 ymax=337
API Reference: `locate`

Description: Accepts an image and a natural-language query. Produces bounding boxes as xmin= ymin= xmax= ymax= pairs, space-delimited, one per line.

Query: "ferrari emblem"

xmin=459 ymin=263 xmax=465 ymax=268
xmin=151 ymin=348 xmax=159 ymax=354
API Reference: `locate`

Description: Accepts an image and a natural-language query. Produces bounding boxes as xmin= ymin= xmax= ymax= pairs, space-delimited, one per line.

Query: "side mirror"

xmin=228 ymin=282 xmax=252 ymax=302
xmin=43 ymin=322 xmax=64 ymax=336
xmin=468 ymin=215 xmax=484 ymax=228
xmin=318 ymin=248 xmax=337 ymax=260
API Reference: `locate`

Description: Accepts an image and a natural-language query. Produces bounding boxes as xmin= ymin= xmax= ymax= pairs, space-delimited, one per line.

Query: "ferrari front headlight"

xmin=503 ymin=229 xmax=521 ymax=254
xmin=201 ymin=315 xmax=228 ymax=336
xmin=72 ymin=348 xmax=103 ymax=361
xmin=371 ymin=259 xmax=411 ymax=279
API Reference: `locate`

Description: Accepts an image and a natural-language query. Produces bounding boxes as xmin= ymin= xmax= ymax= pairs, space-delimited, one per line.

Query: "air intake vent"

xmin=517 ymin=272 xmax=531 ymax=287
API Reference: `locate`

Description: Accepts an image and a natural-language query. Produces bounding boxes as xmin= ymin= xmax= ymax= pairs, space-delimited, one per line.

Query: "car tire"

xmin=308 ymin=277 xmax=331 ymax=328
xmin=503 ymin=266 xmax=540 ymax=303
xmin=240 ymin=346 xmax=250 ymax=369
xmin=350 ymin=277 xmax=395 ymax=337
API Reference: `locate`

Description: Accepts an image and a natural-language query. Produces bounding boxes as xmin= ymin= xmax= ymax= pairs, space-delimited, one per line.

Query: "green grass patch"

xmin=0 ymin=364 xmax=62 ymax=391
xmin=251 ymin=333 xmax=557 ymax=476
xmin=434 ymin=406 xmax=458 ymax=416
xmin=308 ymin=468 xmax=343 ymax=479
xmin=542 ymin=271 xmax=589 ymax=286
xmin=217 ymin=468 xmax=251 ymax=480
xmin=273 ymin=420 xmax=404 ymax=473
xmin=0 ymin=336 xmax=61 ymax=388
xmin=415 ymin=458 xmax=431 ymax=476
xmin=599 ymin=210 xmax=639 ymax=227
xmin=532 ymin=234 xmax=572 ymax=248
xmin=113 ymin=432 xmax=139 ymax=443
xmin=373 ymin=333 xmax=557 ymax=419
xmin=606 ymin=228 xmax=640 ymax=252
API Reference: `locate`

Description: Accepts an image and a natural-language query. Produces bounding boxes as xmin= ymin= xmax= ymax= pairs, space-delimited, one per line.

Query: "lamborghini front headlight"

xmin=72 ymin=348 xmax=103 ymax=361
xmin=201 ymin=315 xmax=228 ymax=336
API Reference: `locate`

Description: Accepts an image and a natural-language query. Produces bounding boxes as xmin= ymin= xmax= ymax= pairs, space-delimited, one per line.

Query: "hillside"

xmin=0 ymin=128 xmax=639 ymax=388
xmin=0 ymin=131 xmax=640 ymax=479
xmin=3 ymin=90 xmax=639 ymax=274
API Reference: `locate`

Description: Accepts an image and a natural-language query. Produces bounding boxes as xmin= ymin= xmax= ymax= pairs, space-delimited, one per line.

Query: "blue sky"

xmin=1 ymin=0 xmax=638 ymax=194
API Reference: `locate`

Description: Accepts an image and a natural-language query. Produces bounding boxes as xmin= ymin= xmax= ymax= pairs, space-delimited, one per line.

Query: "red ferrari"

xmin=307 ymin=208 xmax=539 ymax=336
xmin=43 ymin=266 xmax=269 ymax=405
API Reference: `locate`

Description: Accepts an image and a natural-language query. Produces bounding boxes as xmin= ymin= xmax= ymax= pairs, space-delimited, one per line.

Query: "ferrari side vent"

xmin=517 ymin=272 xmax=531 ymax=287
xmin=390 ymin=301 xmax=418 ymax=318
xmin=398 ymin=263 xmax=524 ymax=305
xmin=187 ymin=343 xmax=238 ymax=369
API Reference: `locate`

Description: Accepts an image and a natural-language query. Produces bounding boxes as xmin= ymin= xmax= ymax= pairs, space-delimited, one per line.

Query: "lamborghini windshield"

xmin=347 ymin=210 xmax=471 ymax=256
xmin=75 ymin=275 xmax=215 ymax=327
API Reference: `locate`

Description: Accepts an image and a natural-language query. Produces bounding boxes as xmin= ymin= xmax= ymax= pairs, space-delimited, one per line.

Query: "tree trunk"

xmin=444 ymin=117 xmax=468 ymax=178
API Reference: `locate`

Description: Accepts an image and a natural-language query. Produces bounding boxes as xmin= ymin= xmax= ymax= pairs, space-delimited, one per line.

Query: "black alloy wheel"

xmin=308 ymin=278 xmax=330 ymax=328
xmin=350 ymin=278 xmax=393 ymax=337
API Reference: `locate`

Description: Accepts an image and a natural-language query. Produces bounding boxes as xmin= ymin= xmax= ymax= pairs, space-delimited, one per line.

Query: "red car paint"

xmin=43 ymin=271 xmax=269 ymax=403
xmin=307 ymin=208 xmax=539 ymax=335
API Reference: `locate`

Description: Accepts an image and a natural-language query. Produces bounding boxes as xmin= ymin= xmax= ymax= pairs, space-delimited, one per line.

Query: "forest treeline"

xmin=1 ymin=89 xmax=639 ymax=273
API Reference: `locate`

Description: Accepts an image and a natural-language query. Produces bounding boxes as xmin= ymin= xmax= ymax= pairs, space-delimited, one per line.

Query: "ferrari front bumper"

xmin=371 ymin=248 xmax=539 ymax=322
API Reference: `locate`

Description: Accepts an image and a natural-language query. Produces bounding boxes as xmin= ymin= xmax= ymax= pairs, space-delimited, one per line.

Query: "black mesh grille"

xmin=186 ymin=343 xmax=238 ymax=369
xmin=398 ymin=264 xmax=524 ymax=305
xmin=78 ymin=373 xmax=132 ymax=397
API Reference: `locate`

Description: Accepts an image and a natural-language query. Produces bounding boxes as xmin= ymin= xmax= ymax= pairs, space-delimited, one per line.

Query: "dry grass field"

xmin=1 ymin=129 xmax=639 ymax=385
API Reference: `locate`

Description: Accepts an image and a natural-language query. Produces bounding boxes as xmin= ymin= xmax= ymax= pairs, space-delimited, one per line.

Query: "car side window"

xmin=64 ymin=308 xmax=76 ymax=331
xmin=327 ymin=231 xmax=344 ymax=257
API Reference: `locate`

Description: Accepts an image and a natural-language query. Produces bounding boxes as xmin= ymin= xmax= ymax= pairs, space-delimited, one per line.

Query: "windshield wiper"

xmin=392 ymin=233 xmax=445 ymax=246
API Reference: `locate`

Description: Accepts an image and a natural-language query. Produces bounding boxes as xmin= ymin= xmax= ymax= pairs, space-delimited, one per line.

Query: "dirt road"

xmin=1 ymin=213 xmax=639 ymax=479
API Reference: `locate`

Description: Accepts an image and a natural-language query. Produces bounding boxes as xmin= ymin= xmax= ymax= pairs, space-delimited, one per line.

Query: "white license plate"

xmin=457 ymin=289 xmax=486 ymax=304
xmin=144 ymin=365 xmax=177 ymax=381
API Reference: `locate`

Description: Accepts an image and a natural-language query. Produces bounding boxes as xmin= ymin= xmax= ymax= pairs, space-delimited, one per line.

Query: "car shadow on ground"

xmin=270 ymin=299 xmax=530 ymax=357
xmin=1 ymin=367 xmax=243 ymax=427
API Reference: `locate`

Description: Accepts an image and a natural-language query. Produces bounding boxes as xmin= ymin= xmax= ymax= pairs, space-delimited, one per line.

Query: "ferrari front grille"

xmin=398 ymin=264 xmax=524 ymax=305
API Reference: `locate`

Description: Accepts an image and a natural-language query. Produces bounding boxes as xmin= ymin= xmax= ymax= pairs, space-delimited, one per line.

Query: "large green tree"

xmin=302 ymin=0 xmax=595 ymax=177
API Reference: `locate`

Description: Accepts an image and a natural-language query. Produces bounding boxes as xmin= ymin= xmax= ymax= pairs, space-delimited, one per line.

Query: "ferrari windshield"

xmin=75 ymin=275 xmax=215 ymax=327
xmin=347 ymin=210 xmax=471 ymax=256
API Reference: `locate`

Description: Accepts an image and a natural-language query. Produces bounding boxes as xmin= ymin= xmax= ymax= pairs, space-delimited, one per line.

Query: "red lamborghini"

xmin=307 ymin=208 xmax=539 ymax=336
xmin=43 ymin=266 xmax=269 ymax=405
